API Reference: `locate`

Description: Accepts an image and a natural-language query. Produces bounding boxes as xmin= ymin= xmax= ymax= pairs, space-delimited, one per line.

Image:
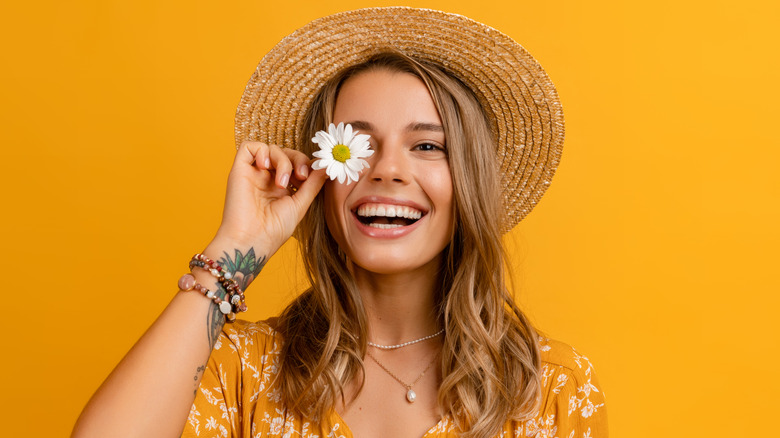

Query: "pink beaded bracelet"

xmin=177 ymin=273 xmax=237 ymax=322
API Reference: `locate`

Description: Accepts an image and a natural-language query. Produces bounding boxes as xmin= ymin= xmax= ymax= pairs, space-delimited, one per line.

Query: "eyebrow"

xmin=345 ymin=120 xmax=444 ymax=133
xmin=347 ymin=120 xmax=373 ymax=131
xmin=408 ymin=122 xmax=444 ymax=133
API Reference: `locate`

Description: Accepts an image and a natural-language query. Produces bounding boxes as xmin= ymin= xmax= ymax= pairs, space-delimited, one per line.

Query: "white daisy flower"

xmin=311 ymin=122 xmax=374 ymax=185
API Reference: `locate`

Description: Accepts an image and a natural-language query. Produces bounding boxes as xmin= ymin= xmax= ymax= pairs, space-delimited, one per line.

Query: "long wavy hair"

xmin=276 ymin=51 xmax=541 ymax=438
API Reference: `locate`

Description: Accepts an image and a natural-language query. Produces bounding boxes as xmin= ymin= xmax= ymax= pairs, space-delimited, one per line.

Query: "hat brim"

xmin=235 ymin=7 xmax=564 ymax=231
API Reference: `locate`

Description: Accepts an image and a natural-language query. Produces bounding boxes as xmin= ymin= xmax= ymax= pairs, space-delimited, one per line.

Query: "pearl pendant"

xmin=406 ymin=389 xmax=416 ymax=403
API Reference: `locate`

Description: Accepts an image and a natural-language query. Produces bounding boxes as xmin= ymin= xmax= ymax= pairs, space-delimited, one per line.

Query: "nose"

xmin=365 ymin=139 xmax=410 ymax=184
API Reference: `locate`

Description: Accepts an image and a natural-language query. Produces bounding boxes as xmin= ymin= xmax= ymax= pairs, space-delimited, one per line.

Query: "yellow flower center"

xmin=332 ymin=144 xmax=351 ymax=163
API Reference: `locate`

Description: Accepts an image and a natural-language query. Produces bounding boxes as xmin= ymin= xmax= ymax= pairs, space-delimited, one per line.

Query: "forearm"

xmin=72 ymin=245 xmax=266 ymax=438
xmin=73 ymin=139 xmax=322 ymax=437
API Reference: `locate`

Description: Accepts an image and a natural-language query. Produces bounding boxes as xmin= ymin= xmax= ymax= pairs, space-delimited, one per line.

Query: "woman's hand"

xmin=206 ymin=141 xmax=327 ymax=268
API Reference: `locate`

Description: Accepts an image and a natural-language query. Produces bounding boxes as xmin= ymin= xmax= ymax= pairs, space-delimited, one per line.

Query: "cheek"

xmin=417 ymin=163 xmax=456 ymax=240
xmin=427 ymin=166 xmax=455 ymax=214
xmin=323 ymin=182 xmax=350 ymax=242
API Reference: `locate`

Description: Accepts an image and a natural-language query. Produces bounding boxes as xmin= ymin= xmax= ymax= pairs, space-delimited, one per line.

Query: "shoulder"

xmin=218 ymin=318 xmax=282 ymax=346
xmin=511 ymin=335 xmax=608 ymax=437
xmin=209 ymin=319 xmax=285 ymax=368
xmin=208 ymin=319 xmax=286 ymax=407
xmin=537 ymin=335 xmax=605 ymax=409
xmin=538 ymin=335 xmax=599 ymax=383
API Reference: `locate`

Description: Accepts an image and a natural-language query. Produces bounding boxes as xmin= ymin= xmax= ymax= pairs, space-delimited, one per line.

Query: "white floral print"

xmin=183 ymin=322 xmax=607 ymax=438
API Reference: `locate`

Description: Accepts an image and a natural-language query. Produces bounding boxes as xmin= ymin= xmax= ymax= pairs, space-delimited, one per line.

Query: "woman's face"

xmin=324 ymin=69 xmax=454 ymax=276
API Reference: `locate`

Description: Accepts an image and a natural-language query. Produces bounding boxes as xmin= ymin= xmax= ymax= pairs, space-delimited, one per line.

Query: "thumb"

xmin=289 ymin=168 xmax=329 ymax=221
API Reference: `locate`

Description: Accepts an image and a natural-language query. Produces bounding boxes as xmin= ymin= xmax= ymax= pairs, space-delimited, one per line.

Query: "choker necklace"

xmin=366 ymin=349 xmax=439 ymax=403
xmin=367 ymin=329 xmax=444 ymax=350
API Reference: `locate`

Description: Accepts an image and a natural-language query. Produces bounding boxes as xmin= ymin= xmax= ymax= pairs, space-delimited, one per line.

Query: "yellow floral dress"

xmin=182 ymin=320 xmax=607 ymax=438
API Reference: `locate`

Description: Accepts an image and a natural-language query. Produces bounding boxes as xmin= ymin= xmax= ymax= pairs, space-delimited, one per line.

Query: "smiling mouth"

xmin=355 ymin=203 xmax=425 ymax=229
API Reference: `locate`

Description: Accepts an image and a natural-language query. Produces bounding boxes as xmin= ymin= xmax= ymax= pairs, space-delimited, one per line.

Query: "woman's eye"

xmin=414 ymin=143 xmax=444 ymax=152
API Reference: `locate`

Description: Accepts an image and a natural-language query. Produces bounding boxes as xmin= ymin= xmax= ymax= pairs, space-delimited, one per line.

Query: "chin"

xmin=347 ymin=250 xmax=443 ymax=276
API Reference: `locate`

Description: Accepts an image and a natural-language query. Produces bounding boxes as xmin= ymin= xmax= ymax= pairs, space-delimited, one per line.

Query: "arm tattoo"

xmin=193 ymin=364 xmax=206 ymax=396
xmin=218 ymin=248 xmax=267 ymax=292
xmin=206 ymin=290 xmax=226 ymax=349
xmin=204 ymin=248 xmax=267 ymax=349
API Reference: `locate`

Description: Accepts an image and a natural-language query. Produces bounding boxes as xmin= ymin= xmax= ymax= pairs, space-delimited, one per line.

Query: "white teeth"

xmin=356 ymin=203 xmax=423 ymax=220
xmin=368 ymin=223 xmax=404 ymax=229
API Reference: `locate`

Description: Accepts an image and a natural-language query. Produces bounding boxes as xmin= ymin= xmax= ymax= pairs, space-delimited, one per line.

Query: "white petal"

xmin=325 ymin=159 xmax=337 ymax=175
xmin=316 ymin=131 xmax=336 ymax=148
xmin=335 ymin=122 xmax=345 ymax=142
xmin=351 ymin=138 xmax=373 ymax=154
xmin=335 ymin=167 xmax=347 ymax=184
xmin=345 ymin=158 xmax=364 ymax=172
xmin=349 ymin=142 xmax=367 ymax=153
xmin=353 ymin=148 xmax=374 ymax=159
xmin=311 ymin=131 xmax=325 ymax=144
xmin=326 ymin=160 xmax=342 ymax=180
xmin=353 ymin=134 xmax=371 ymax=146
xmin=355 ymin=158 xmax=370 ymax=170
xmin=311 ymin=158 xmax=330 ymax=170
xmin=328 ymin=123 xmax=339 ymax=139
xmin=344 ymin=166 xmax=359 ymax=184
xmin=312 ymin=150 xmax=331 ymax=159
xmin=342 ymin=123 xmax=354 ymax=145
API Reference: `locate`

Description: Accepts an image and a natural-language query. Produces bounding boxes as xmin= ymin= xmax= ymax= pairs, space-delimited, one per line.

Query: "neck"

xmin=351 ymin=261 xmax=442 ymax=346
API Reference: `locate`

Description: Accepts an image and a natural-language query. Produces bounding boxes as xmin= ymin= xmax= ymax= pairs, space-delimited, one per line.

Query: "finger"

xmin=289 ymin=168 xmax=328 ymax=221
xmin=237 ymin=141 xmax=270 ymax=169
xmin=268 ymin=145 xmax=293 ymax=188
xmin=281 ymin=148 xmax=311 ymax=180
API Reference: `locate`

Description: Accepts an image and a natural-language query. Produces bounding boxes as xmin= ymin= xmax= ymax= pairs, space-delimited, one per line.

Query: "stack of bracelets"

xmin=176 ymin=253 xmax=247 ymax=322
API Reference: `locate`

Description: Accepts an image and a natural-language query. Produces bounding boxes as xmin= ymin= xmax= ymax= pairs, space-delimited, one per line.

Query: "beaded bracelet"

xmin=177 ymin=273 xmax=236 ymax=322
xmin=188 ymin=253 xmax=248 ymax=314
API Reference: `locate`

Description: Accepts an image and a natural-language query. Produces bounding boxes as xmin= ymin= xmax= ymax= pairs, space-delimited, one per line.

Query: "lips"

xmin=351 ymin=199 xmax=427 ymax=231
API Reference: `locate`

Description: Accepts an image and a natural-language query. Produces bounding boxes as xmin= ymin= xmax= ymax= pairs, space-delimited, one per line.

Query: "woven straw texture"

xmin=235 ymin=7 xmax=564 ymax=230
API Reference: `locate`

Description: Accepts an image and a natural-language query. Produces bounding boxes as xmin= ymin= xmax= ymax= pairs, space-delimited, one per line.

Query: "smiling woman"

xmin=324 ymin=68 xmax=454 ymax=277
xmin=72 ymin=7 xmax=606 ymax=438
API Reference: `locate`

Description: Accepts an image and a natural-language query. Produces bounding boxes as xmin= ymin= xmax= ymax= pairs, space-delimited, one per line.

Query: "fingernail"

xmin=299 ymin=165 xmax=309 ymax=178
xmin=280 ymin=173 xmax=290 ymax=187
xmin=264 ymin=158 xmax=271 ymax=168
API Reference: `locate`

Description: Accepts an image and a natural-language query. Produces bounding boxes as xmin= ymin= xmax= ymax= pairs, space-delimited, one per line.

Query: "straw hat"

xmin=235 ymin=7 xmax=564 ymax=231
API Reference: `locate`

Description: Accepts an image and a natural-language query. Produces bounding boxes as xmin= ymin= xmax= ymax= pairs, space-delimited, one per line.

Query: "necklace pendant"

xmin=406 ymin=389 xmax=417 ymax=403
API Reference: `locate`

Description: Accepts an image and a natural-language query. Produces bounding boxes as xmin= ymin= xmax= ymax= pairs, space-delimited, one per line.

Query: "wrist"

xmin=207 ymin=229 xmax=276 ymax=259
xmin=199 ymin=240 xmax=269 ymax=293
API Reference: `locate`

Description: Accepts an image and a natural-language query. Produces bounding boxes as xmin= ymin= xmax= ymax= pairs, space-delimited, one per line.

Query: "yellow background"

xmin=1 ymin=0 xmax=778 ymax=436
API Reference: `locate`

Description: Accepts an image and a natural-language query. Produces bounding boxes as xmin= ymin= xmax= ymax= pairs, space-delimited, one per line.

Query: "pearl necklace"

xmin=366 ymin=349 xmax=439 ymax=403
xmin=367 ymin=329 xmax=444 ymax=350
